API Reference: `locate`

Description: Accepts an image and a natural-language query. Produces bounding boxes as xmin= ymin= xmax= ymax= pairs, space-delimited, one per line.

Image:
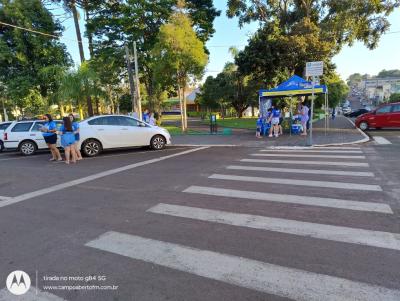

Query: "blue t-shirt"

xmin=42 ymin=121 xmax=57 ymax=137
xmin=272 ymin=109 xmax=281 ymax=118
xmin=142 ymin=113 xmax=150 ymax=123
xmin=60 ymin=125 xmax=73 ymax=133
xmin=256 ymin=118 xmax=263 ymax=127
xmin=72 ymin=122 xmax=80 ymax=140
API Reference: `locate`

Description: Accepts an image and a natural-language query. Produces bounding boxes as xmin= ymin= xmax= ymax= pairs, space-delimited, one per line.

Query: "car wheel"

xmin=0 ymin=141 xmax=3 ymax=152
xmin=150 ymin=135 xmax=166 ymax=150
xmin=82 ymin=139 xmax=102 ymax=157
xmin=19 ymin=140 xmax=37 ymax=156
xmin=359 ymin=121 xmax=369 ymax=131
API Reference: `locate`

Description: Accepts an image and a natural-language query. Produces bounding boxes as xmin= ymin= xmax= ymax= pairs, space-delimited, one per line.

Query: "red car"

xmin=355 ymin=102 xmax=400 ymax=130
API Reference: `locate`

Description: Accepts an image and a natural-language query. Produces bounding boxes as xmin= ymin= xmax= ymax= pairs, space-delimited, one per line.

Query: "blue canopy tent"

xmin=258 ymin=75 xmax=329 ymax=135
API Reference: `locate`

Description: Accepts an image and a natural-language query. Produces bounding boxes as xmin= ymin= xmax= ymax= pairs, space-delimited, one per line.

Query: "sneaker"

xmin=268 ymin=134 xmax=273 ymax=137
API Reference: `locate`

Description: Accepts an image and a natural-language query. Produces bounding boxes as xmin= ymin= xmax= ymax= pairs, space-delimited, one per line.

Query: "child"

xmin=59 ymin=117 xmax=77 ymax=164
xmin=256 ymin=115 xmax=263 ymax=138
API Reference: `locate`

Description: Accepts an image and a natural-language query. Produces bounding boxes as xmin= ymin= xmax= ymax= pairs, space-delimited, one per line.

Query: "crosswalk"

xmin=86 ymin=145 xmax=399 ymax=300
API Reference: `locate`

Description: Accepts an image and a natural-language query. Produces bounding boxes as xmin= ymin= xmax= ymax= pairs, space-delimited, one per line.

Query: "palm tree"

xmin=59 ymin=63 xmax=101 ymax=119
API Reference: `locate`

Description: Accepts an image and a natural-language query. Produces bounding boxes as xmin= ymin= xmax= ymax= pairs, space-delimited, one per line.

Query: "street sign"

xmin=306 ymin=61 xmax=323 ymax=77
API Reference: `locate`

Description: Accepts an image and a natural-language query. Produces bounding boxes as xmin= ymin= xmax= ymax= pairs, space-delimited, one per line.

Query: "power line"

xmin=0 ymin=21 xmax=87 ymax=44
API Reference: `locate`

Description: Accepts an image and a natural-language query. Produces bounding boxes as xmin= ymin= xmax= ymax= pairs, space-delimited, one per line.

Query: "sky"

xmin=58 ymin=2 xmax=400 ymax=82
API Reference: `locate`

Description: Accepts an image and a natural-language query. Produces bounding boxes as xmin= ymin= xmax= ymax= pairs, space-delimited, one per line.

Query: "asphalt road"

xmin=0 ymin=138 xmax=399 ymax=301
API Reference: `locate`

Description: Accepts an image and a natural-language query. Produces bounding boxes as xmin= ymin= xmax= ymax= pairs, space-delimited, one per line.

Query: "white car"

xmin=3 ymin=115 xmax=171 ymax=156
xmin=0 ymin=121 xmax=12 ymax=152
xmin=77 ymin=115 xmax=171 ymax=156
xmin=3 ymin=120 xmax=63 ymax=155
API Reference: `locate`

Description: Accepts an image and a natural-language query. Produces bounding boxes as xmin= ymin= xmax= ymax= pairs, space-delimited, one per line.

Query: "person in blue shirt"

xmin=59 ymin=117 xmax=77 ymax=164
xmin=40 ymin=114 xmax=62 ymax=161
xmin=69 ymin=114 xmax=82 ymax=161
xmin=256 ymin=115 xmax=263 ymax=138
xmin=269 ymin=105 xmax=281 ymax=137
xmin=142 ymin=109 xmax=150 ymax=123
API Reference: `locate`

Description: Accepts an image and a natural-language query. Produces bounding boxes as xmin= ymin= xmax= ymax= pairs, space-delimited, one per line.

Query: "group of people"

xmin=256 ymin=105 xmax=284 ymax=138
xmin=256 ymin=102 xmax=310 ymax=138
xmin=142 ymin=109 xmax=156 ymax=125
xmin=40 ymin=114 xmax=82 ymax=164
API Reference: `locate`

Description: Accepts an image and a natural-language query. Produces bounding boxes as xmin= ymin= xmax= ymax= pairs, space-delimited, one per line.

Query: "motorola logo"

xmin=6 ymin=270 xmax=31 ymax=295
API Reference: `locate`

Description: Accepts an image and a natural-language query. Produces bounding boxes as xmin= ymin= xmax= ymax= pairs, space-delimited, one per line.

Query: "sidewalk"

xmin=171 ymin=116 xmax=369 ymax=147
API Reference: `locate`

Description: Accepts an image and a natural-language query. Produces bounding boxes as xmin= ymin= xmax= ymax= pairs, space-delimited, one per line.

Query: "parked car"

xmin=3 ymin=115 xmax=172 ymax=156
xmin=355 ymin=102 xmax=400 ymax=130
xmin=0 ymin=121 xmax=12 ymax=152
xmin=3 ymin=120 xmax=63 ymax=155
xmin=344 ymin=108 xmax=370 ymax=118
xmin=342 ymin=107 xmax=352 ymax=114
xmin=77 ymin=115 xmax=172 ymax=156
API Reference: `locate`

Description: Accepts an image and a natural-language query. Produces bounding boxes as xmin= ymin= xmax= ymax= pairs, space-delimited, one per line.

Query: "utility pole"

xmin=125 ymin=44 xmax=136 ymax=114
xmin=133 ymin=41 xmax=142 ymax=120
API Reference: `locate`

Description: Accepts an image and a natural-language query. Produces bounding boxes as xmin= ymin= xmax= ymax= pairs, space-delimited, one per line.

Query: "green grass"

xmin=160 ymin=115 xmax=181 ymax=121
xmin=162 ymin=125 xmax=205 ymax=135
xmin=202 ymin=117 xmax=257 ymax=129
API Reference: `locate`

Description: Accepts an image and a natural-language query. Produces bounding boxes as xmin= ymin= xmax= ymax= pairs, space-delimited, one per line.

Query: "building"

xmin=361 ymin=77 xmax=400 ymax=103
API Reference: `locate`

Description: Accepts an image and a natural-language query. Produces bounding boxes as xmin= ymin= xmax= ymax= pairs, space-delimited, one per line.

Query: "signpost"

xmin=305 ymin=61 xmax=323 ymax=146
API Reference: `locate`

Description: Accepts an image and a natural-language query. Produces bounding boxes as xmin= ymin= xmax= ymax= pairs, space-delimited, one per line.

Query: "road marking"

xmin=260 ymin=149 xmax=363 ymax=154
xmin=148 ymin=203 xmax=400 ymax=250
xmin=183 ymin=186 xmax=393 ymax=214
xmin=226 ymin=165 xmax=375 ymax=177
xmin=251 ymin=153 xmax=366 ymax=159
xmin=241 ymin=158 xmax=369 ymax=167
xmin=209 ymin=174 xmax=382 ymax=191
xmin=0 ymin=196 xmax=11 ymax=201
xmin=86 ymin=231 xmax=400 ymax=301
xmin=268 ymin=146 xmax=361 ymax=150
xmin=0 ymin=147 xmax=208 ymax=209
xmin=373 ymin=136 xmax=392 ymax=145
xmin=0 ymin=287 xmax=65 ymax=300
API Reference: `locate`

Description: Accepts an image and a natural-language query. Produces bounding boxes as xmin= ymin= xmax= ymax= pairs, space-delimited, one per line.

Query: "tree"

xmin=0 ymin=0 xmax=71 ymax=111
xmin=227 ymin=0 xmax=399 ymax=50
xmin=377 ymin=69 xmax=400 ymax=78
xmin=389 ymin=93 xmax=400 ymax=103
xmin=59 ymin=62 xmax=100 ymax=119
xmin=326 ymin=76 xmax=349 ymax=109
xmin=228 ymin=0 xmax=399 ymax=91
xmin=236 ymin=18 xmax=335 ymax=86
xmin=86 ymin=0 xmax=219 ymax=116
xmin=153 ymin=7 xmax=208 ymax=131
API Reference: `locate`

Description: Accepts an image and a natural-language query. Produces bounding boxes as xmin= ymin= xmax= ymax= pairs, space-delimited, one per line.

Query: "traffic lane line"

xmin=86 ymin=231 xmax=400 ymax=301
xmin=0 ymin=146 xmax=187 ymax=162
xmin=251 ymin=153 xmax=366 ymax=159
xmin=209 ymin=174 xmax=382 ymax=191
xmin=260 ymin=149 xmax=363 ymax=154
xmin=268 ymin=146 xmax=361 ymax=150
xmin=0 ymin=147 xmax=193 ymax=198
xmin=0 ymin=147 xmax=209 ymax=209
xmin=226 ymin=165 xmax=375 ymax=177
xmin=241 ymin=158 xmax=369 ymax=167
xmin=183 ymin=186 xmax=393 ymax=214
xmin=373 ymin=136 xmax=392 ymax=145
xmin=0 ymin=196 xmax=11 ymax=201
xmin=148 ymin=203 xmax=400 ymax=251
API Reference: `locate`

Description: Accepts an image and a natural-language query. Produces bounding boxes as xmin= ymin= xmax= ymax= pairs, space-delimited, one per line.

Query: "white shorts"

xmin=272 ymin=117 xmax=280 ymax=125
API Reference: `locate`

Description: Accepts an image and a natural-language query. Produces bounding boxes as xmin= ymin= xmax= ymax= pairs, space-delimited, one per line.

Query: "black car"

xmin=344 ymin=108 xmax=370 ymax=118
